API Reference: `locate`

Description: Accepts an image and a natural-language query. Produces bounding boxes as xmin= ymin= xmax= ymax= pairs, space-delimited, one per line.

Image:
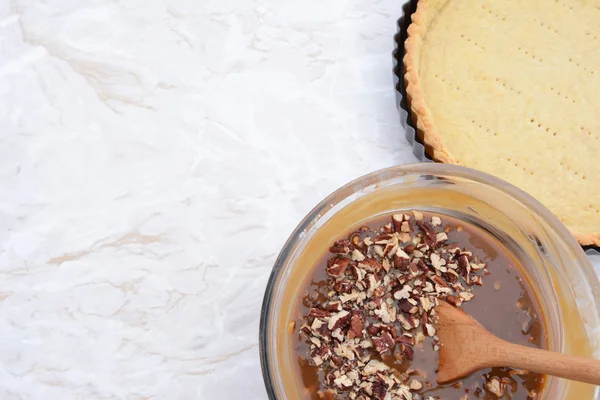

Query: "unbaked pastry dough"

xmin=405 ymin=0 xmax=600 ymax=245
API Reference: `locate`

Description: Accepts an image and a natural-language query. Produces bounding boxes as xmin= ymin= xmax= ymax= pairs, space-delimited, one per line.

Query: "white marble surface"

xmin=0 ymin=0 xmax=598 ymax=399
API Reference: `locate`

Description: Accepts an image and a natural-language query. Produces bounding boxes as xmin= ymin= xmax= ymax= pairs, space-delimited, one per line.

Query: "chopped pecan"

xmin=348 ymin=311 xmax=365 ymax=339
xmin=420 ymin=296 xmax=433 ymax=312
xmin=351 ymin=248 xmax=366 ymax=261
xmin=374 ymin=233 xmax=393 ymax=244
xmin=457 ymin=254 xmax=470 ymax=274
xmin=350 ymin=234 xmax=364 ymax=250
xmin=326 ymin=257 xmax=351 ymax=277
xmin=392 ymin=214 xmax=409 ymax=232
xmin=472 ymin=275 xmax=484 ymax=286
xmin=382 ymin=258 xmax=391 ymax=273
xmin=486 ymin=377 xmax=506 ymax=397
xmin=366 ymin=324 xmax=381 ymax=336
xmin=430 ymin=275 xmax=449 ymax=288
xmin=359 ymin=258 xmax=382 ymax=273
xmin=383 ymin=236 xmax=399 ymax=257
xmin=326 ymin=301 xmax=342 ymax=312
xmin=329 ymin=239 xmax=351 ymax=254
xmin=328 ymin=310 xmax=350 ymax=330
xmin=425 ymin=323 xmax=436 ymax=337
xmin=446 ymin=295 xmax=463 ymax=307
xmin=409 ymin=379 xmax=423 ymax=390
xmin=382 ymin=222 xmax=393 ymax=233
xmin=396 ymin=334 xmax=415 ymax=346
xmin=417 ymin=259 xmax=430 ymax=273
xmin=372 ymin=286 xmax=385 ymax=298
xmin=309 ymin=308 xmax=332 ymax=318
xmin=398 ymin=299 xmax=419 ymax=314
xmin=417 ymin=221 xmax=437 ymax=247
xmin=393 ymin=285 xmax=412 ymax=300
xmin=398 ymin=313 xmax=420 ymax=330
xmin=459 ymin=291 xmax=475 ymax=302
xmin=371 ymin=380 xmax=389 ymax=400
xmin=430 ymin=253 xmax=447 ymax=271
xmin=421 ymin=311 xmax=428 ymax=328
xmin=401 ymin=344 xmax=414 ymax=361
xmin=334 ymin=280 xmax=353 ymax=294
xmin=408 ymin=263 xmax=421 ymax=277
xmin=435 ymin=232 xmax=448 ymax=246
xmin=444 ymin=269 xmax=459 ymax=283
xmin=394 ymin=248 xmax=411 ymax=269
xmin=372 ymin=331 xmax=395 ymax=354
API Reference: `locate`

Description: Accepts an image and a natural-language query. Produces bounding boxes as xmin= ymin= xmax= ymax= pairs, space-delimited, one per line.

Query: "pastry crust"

xmin=403 ymin=0 xmax=600 ymax=246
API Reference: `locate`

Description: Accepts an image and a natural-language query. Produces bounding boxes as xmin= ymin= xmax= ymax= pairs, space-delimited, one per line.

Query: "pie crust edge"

xmin=402 ymin=0 xmax=600 ymax=246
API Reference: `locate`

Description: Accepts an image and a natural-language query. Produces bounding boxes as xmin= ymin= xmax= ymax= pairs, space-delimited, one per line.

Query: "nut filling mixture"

xmin=294 ymin=211 xmax=546 ymax=400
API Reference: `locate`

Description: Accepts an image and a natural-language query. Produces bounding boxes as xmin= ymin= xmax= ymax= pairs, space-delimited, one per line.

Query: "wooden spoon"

xmin=434 ymin=300 xmax=600 ymax=385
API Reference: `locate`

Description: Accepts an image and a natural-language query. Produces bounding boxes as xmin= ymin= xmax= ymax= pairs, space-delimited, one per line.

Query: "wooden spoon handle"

xmin=495 ymin=341 xmax=600 ymax=385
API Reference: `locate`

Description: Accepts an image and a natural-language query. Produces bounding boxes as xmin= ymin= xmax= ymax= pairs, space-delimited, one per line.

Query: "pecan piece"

xmin=350 ymin=234 xmax=364 ymax=250
xmin=372 ymin=331 xmax=395 ymax=354
xmin=446 ymin=295 xmax=463 ymax=307
xmin=334 ymin=280 xmax=353 ymax=294
xmin=382 ymin=222 xmax=393 ymax=233
xmin=417 ymin=221 xmax=437 ymax=247
xmin=396 ymin=334 xmax=415 ymax=346
xmin=359 ymin=258 xmax=382 ymax=273
xmin=435 ymin=232 xmax=448 ymax=247
xmin=398 ymin=299 xmax=419 ymax=314
xmin=392 ymin=214 xmax=410 ymax=232
xmin=398 ymin=313 xmax=420 ymax=330
xmin=371 ymin=379 xmax=389 ymax=400
xmin=401 ymin=344 xmax=414 ymax=361
xmin=393 ymin=248 xmax=410 ymax=269
xmin=472 ymin=275 xmax=484 ymax=286
xmin=308 ymin=308 xmax=332 ymax=318
xmin=329 ymin=239 xmax=351 ymax=254
xmin=326 ymin=257 xmax=351 ymax=277
xmin=366 ymin=324 xmax=381 ymax=336
xmin=430 ymin=275 xmax=449 ymax=288
xmin=425 ymin=323 xmax=436 ymax=337
xmin=328 ymin=310 xmax=350 ymax=330
xmin=348 ymin=311 xmax=365 ymax=339
xmin=326 ymin=301 xmax=342 ymax=312
xmin=373 ymin=233 xmax=393 ymax=244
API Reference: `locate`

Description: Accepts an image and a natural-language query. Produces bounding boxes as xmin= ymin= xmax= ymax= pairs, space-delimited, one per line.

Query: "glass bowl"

xmin=259 ymin=163 xmax=600 ymax=399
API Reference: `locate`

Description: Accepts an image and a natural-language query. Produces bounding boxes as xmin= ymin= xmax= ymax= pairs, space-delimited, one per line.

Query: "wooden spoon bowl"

xmin=435 ymin=300 xmax=600 ymax=385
